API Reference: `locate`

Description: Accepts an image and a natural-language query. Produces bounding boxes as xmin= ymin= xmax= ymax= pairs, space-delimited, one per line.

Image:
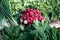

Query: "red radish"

xmin=19 ymin=8 xmax=44 ymax=24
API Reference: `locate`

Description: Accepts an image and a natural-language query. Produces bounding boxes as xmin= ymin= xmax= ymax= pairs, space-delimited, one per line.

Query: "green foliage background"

xmin=0 ymin=0 xmax=60 ymax=25
xmin=10 ymin=0 xmax=60 ymax=22
xmin=0 ymin=20 xmax=59 ymax=40
xmin=0 ymin=0 xmax=60 ymax=40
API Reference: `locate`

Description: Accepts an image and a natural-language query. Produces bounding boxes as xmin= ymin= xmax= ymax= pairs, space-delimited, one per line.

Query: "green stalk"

xmin=0 ymin=0 xmax=18 ymax=26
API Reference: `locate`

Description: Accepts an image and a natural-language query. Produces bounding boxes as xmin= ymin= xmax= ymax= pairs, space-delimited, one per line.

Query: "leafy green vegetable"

xmin=0 ymin=21 xmax=59 ymax=40
xmin=0 ymin=0 xmax=18 ymax=26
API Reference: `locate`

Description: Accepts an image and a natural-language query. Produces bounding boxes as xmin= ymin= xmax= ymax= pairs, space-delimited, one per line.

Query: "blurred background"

xmin=0 ymin=0 xmax=60 ymax=40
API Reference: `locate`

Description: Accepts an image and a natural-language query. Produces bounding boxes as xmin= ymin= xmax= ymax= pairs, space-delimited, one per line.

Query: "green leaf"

xmin=4 ymin=27 xmax=12 ymax=37
xmin=2 ymin=34 xmax=10 ymax=40
xmin=20 ymin=24 xmax=24 ymax=31
xmin=0 ymin=0 xmax=18 ymax=26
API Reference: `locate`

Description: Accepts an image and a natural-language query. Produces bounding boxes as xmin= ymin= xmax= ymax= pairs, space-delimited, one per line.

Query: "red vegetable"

xmin=19 ymin=8 xmax=44 ymax=24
